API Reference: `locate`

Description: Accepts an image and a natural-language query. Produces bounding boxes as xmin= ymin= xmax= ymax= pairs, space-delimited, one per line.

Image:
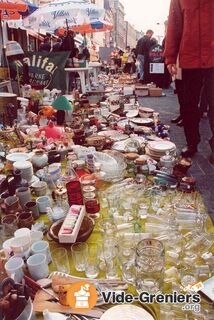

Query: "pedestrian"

xmin=123 ymin=46 xmax=134 ymax=74
xmin=39 ymin=37 xmax=51 ymax=52
xmin=164 ymin=0 xmax=214 ymax=160
xmin=60 ymin=30 xmax=76 ymax=59
xmin=136 ymin=29 xmax=154 ymax=83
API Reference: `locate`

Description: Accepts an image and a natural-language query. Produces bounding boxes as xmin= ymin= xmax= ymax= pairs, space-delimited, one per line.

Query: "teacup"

xmin=17 ymin=211 xmax=33 ymax=229
xmin=24 ymin=201 xmax=40 ymax=219
xmin=31 ymin=181 xmax=47 ymax=197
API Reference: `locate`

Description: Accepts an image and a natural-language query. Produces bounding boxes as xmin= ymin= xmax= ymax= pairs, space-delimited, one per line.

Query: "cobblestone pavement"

xmin=139 ymin=87 xmax=214 ymax=223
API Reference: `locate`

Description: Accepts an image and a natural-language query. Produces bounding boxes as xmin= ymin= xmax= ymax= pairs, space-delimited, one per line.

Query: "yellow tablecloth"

xmin=35 ymin=186 xmax=214 ymax=320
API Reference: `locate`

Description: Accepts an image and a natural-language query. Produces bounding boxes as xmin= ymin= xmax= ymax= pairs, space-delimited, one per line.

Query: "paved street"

xmin=139 ymin=87 xmax=214 ymax=223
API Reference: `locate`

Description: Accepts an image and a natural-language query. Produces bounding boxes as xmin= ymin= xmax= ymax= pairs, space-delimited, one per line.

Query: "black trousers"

xmin=182 ymin=68 xmax=214 ymax=149
xmin=124 ymin=63 xmax=132 ymax=74
xmin=175 ymin=79 xmax=185 ymax=119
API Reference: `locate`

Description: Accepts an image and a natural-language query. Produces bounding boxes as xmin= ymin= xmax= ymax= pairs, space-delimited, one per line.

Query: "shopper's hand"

xmin=167 ymin=64 xmax=177 ymax=75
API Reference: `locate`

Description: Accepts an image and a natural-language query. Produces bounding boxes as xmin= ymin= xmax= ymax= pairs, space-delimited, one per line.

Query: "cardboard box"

xmin=149 ymin=87 xmax=163 ymax=97
xmin=58 ymin=205 xmax=85 ymax=243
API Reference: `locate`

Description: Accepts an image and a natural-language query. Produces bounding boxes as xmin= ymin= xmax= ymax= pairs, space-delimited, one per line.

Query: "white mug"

xmin=10 ymin=236 xmax=31 ymax=255
xmin=2 ymin=238 xmax=14 ymax=259
xmin=36 ymin=196 xmax=51 ymax=213
xmin=27 ymin=253 xmax=49 ymax=280
xmin=31 ymin=240 xmax=52 ymax=264
xmin=30 ymin=230 xmax=43 ymax=244
xmin=14 ymin=228 xmax=31 ymax=241
xmin=5 ymin=257 xmax=24 ymax=283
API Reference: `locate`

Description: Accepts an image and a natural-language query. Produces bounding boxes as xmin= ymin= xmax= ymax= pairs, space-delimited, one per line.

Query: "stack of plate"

xmin=146 ymin=140 xmax=176 ymax=160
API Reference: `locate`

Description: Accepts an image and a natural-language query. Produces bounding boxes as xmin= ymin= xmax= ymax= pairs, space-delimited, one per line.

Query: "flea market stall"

xmin=0 ymin=70 xmax=213 ymax=320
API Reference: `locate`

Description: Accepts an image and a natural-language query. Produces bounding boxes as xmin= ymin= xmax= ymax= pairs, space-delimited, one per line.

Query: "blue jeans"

xmin=137 ymin=54 xmax=145 ymax=80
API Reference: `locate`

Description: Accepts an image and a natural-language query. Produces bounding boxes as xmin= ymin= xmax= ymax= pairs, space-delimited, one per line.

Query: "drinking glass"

xmin=104 ymin=254 xmax=119 ymax=280
xmin=118 ymin=241 xmax=135 ymax=268
xmin=51 ymin=248 xmax=70 ymax=274
xmin=85 ymin=243 xmax=99 ymax=279
xmin=98 ymin=218 xmax=117 ymax=236
xmin=71 ymin=242 xmax=88 ymax=272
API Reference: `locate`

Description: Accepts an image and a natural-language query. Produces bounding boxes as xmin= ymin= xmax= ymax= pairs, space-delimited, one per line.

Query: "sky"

xmin=120 ymin=0 xmax=171 ymax=38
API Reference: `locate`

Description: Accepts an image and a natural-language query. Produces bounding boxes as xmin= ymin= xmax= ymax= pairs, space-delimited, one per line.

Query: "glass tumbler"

xmin=71 ymin=242 xmax=88 ymax=272
xmin=135 ymin=239 xmax=165 ymax=294
xmin=51 ymin=248 xmax=70 ymax=274
xmin=85 ymin=243 xmax=99 ymax=279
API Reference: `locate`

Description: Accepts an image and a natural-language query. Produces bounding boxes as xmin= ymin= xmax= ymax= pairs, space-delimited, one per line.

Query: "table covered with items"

xmin=0 ymin=74 xmax=213 ymax=320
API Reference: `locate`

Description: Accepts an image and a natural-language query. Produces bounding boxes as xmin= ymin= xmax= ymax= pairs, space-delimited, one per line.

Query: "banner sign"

xmin=149 ymin=44 xmax=164 ymax=63
xmin=15 ymin=51 xmax=69 ymax=90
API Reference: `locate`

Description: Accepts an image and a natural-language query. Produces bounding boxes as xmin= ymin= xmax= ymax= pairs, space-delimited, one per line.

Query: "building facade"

xmin=125 ymin=21 xmax=137 ymax=49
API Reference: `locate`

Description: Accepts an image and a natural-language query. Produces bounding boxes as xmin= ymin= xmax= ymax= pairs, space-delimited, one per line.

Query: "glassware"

xmin=71 ymin=242 xmax=88 ymax=272
xmin=135 ymin=239 xmax=165 ymax=294
xmin=51 ymin=248 xmax=70 ymax=274
xmin=85 ymin=243 xmax=99 ymax=279
xmin=104 ymin=254 xmax=119 ymax=280
xmin=98 ymin=218 xmax=117 ymax=236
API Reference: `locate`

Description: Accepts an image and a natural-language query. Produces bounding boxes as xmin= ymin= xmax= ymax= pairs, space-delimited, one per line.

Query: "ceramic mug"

xmin=31 ymin=240 xmax=52 ymax=264
xmin=17 ymin=211 xmax=33 ymax=229
xmin=14 ymin=227 xmax=31 ymax=240
xmin=24 ymin=201 xmax=40 ymax=219
xmin=10 ymin=235 xmax=31 ymax=255
xmin=4 ymin=196 xmax=21 ymax=214
xmin=27 ymin=253 xmax=49 ymax=280
xmin=30 ymin=231 xmax=43 ymax=244
xmin=16 ymin=187 xmax=32 ymax=208
xmin=5 ymin=257 xmax=24 ymax=283
xmin=31 ymin=181 xmax=47 ymax=197
xmin=36 ymin=196 xmax=51 ymax=214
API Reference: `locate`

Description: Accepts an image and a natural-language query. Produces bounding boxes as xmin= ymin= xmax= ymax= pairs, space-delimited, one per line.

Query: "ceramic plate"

xmin=6 ymin=152 xmax=32 ymax=163
xmin=98 ymin=130 xmax=129 ymax=142
xmin=126 ymin=109 xmax=139 ymax=118
xmin=131 ymin=118 xmax=153 ymax=126
xmin=100 ymin=305 xmax=155 ymax=320
xmin=148 ymin=140 xmax=176 ymax=152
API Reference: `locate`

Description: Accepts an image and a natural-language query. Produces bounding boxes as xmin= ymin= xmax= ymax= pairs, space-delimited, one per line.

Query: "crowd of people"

xmin=110 ymin=30 xmax=159 ymax=84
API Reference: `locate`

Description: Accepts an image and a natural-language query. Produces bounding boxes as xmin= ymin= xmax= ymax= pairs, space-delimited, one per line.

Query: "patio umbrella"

xmin=23 ymin=0 xmax=107 ymax=33
xmin=0 ymin=0 xmax=37 ymax=20
xmin=56 ymin=18 xmax=113 ymax=36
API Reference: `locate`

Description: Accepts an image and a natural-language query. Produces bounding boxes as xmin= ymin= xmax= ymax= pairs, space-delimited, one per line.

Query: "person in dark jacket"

xmin=60 ymin=30 xmax=76 ymax=58
xmin=136 ymin=29 xmax=153 ymax=83
xmin=164 ymin=0 xmax=214 ymax=160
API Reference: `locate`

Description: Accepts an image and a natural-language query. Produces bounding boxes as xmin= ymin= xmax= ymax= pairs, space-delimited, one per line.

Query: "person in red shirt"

xmin=164 ymin=0 xmax=214 ymax=160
